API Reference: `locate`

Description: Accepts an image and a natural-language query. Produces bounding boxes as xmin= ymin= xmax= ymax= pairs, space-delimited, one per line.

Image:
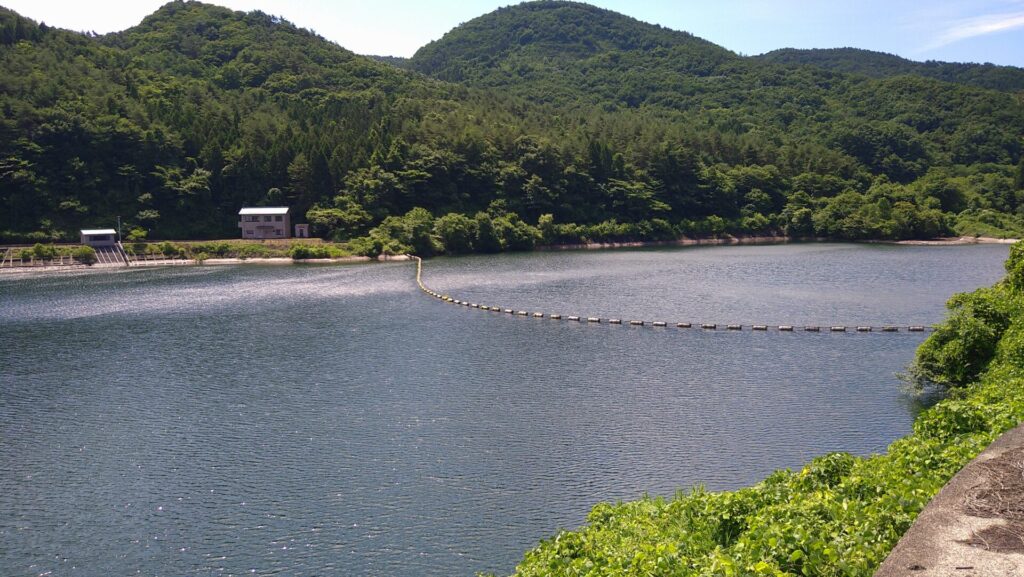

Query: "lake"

xmin=0 ymin=243 xmax=1011 ymax=577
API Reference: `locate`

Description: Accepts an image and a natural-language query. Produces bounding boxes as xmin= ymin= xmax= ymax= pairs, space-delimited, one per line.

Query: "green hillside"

xmin=1 ymin=0 xmax=1023 ymax=251
xmin=410 ymin=0 xmax=738 ymax=106
xmin=756 ymin=47 xmax=1024 ymax=92
xmin=0 ymin=1 xmax=449 ymax=239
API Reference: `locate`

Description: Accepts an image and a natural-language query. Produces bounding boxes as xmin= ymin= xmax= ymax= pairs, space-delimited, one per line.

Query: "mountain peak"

xmin=409 ymin=0 xmax=736 ymax=91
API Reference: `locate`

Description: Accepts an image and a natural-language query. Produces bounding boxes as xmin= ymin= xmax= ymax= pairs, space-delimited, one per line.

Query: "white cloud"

xmin=925 ymin=9 xmax=1024 ymax=50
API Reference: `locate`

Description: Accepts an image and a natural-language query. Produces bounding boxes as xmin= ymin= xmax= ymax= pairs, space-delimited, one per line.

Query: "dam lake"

xmin=0 ymin=242 xmax=1011 ymax=577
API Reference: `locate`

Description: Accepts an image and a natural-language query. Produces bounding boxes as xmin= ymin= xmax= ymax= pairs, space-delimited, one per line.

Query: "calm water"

xmin=0 ymin=243 xmax=1010 ymax=577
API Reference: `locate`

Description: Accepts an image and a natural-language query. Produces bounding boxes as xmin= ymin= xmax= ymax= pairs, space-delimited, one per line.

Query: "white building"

xmin=238 ymin=207 xmax=290 ymax=239
xmin=80 ymin=229 xmax=117 ymax=247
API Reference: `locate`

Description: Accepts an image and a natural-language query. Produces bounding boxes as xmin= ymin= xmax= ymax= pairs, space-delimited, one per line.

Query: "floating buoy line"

xmin=411 ymin=256 xmax=934 ymax=334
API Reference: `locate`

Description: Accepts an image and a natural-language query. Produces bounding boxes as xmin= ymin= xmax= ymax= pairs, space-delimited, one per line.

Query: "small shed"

xmin=80 ymin=229 xmax=117 ymax=247
xmin=294 ymin=224 xmax=310 ymax=238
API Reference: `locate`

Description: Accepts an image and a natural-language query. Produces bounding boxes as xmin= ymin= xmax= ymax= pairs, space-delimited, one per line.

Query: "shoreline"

xmin=539 ymin=234 xmax=1018 ymax=251
xmin=0 ymin=237 xmax=1014 ymax=276
xmin=0 ymin=254 xmax=410 ymax=275
xmin=888 ymin=236 xmax=1019 ymax=246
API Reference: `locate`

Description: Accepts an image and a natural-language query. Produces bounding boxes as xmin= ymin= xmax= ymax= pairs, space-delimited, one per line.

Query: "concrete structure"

xmin=80 ymin=229 xmax=117 ymax=247
xmin=238 ymin=207 xmax=290 ymax=239
xmin=294 ymin=223 xmax=310 ymax=238
xmin=875 ymin=423 xmax=1024 ymax=577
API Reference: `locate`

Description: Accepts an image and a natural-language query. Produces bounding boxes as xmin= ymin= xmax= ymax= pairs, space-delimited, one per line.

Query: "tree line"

xmin=1 ymin=1 xmax=1022 ymax=254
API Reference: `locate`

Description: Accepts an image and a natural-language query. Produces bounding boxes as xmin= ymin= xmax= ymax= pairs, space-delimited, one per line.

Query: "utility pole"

xmin=117 ymin=216 xmax=121 ymax=242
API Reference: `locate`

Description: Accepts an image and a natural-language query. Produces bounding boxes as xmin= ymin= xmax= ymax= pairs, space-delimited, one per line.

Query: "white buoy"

xmin=630 ymin=320 xmax=644 ymax=326
xmin=701 ymin=323 xmax=716 ymax=329
xmin=677 ymin=322 xmax=691 ymax=328
xmin=830 ymin=326 xmax=846 ymax=332
xmin=533 ymin=312 xmax=544 ymax=318
xmin=609 ymin=319 xmax=622 ymax=324
xmin=568 ymin=316 xmax=581 ymax=321
xmin=653 ymin=321 xmax=667 ymax=327
xmin=857 ymin=326 xmax=872 ymax=332
xmin=779 ymin=325 xmax=794 ymax=331
xmin=753 ymin=325 xmax=767 ymax=331
xmin=587 ymin=317 xmax=601 ymax=323
xmin=550 ymin=314 xmax=562 ymax=320
xmin=727 ymin=324 xmax=742 ymax=330
xmin=909 ymin=326 xmax=925 ymax=332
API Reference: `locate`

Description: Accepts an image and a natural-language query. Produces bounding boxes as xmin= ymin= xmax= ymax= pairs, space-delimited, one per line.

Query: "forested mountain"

xmin=409 ymin=1 xmax=738 ymax=106
xmin=755 ymin=47 xmax=1024 ymax=92
xmin=2 ymin=0 xmax=1023 ymax=250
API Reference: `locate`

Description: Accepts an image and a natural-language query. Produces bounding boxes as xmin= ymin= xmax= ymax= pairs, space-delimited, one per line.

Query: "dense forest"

xmin=2 ymin=0 xmax=1023 ymax=253
xmin=754 ymin=47 xmax=1024 ymax=92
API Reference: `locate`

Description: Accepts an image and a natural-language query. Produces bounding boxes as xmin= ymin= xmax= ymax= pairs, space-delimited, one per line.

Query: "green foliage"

xmin=0 ymin=2 xmax=1021 ymax=247
xmin=306 ymin=196 xmax=373 ymax=241
xmin=125 ymin=227 xmax=148 ymax=242
xmin=756 ymin=47 xmax=1024 ymax=92
xmin=71 ymin=245 xmax=97 ymax=265
xmin=909 ymin=287 xmax=1019 ymax=389
xmin=351 ymin=207 xmax=435 ymax=256
xmin=31 ymin=243 xmax=58 ymax=259
xmin=433 ymin=212 xmax=478 ymax=253
xmin=288 ymin=243 xmax=350 ymax=259
xmin=955 ymin=209 xmax=1024 ymax=239
xmin=507 ymin=242 xmax=1024 ymax=577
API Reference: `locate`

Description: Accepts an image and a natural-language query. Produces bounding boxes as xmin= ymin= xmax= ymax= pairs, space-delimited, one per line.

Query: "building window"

xmin=274 ymin=215 xmax=283 ymax=222
xmin=263 ymin=215 xmax=272 ymax=222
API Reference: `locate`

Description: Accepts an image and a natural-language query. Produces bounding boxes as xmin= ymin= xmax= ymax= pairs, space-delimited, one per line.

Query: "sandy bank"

xmin=891 ymin=236 xmax=1019 ymax=246
xmin=541 ymin=235 xmax=1020 ymax=251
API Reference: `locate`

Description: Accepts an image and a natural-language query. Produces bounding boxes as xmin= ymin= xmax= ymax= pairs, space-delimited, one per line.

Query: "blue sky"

xmin=4 ymin=0 xmax=1023 ymax=66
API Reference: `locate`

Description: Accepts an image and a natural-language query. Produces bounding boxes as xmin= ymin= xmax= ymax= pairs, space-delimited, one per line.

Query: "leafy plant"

xmin=71 ymin=246 xmax=97 ymax=265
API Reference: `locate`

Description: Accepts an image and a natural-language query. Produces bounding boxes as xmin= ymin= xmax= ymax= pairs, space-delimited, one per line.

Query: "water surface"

xmin=0 ymin=243 xmax=1010 ymax=576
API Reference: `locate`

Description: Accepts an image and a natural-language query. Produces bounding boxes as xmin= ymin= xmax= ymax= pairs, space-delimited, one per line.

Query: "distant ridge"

xmin=2 ymin=0 xmax=1023 ymax=245
xmin=755 ymin=47 xmax=1024 ymax=92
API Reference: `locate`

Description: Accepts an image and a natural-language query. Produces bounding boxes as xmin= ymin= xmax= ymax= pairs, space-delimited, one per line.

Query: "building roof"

xmin=239 ymin=207 xmax=289 ymax=215
xmin=80 ymin=229 xmax=117 ymax=235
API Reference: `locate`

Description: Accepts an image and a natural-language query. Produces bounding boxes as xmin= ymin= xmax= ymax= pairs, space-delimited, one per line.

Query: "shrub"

xmin=71 ymin=246 xmax=97 ymax=265
xmin=158 ymin=242 xmax=179 ymax=257
xmin=290 ymin=244 xmax=331 ymax=259
xmin=32 ymin=243 xmax=57 ymax=259
xmin=908 ymin=287 xmax=1018 ymax=389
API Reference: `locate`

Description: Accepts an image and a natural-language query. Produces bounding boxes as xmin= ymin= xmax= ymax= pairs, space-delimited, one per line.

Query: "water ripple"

xmin=0 ymin=244 xmax=1010 ymax=577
